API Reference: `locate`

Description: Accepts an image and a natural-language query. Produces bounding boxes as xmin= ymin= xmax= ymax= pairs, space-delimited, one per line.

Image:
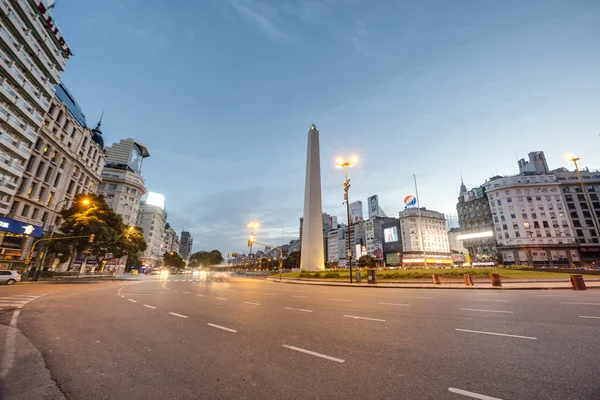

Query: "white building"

xmin=484 ymin=174 xmax=579 ymax=266
xmin=163 ymin=223 xmax=180 ymax=255
xmin=136 ymin=199 xmax=167 ymax=268
xmin=97 ymin=138 xmax=149 ymax=226
xmin=399 ymin=208 xmax=451 ymax=266
xmin=447 ymin=228 xmax=467 ymax=254
xmin=326 ymin=224 xmax=347 ymax=267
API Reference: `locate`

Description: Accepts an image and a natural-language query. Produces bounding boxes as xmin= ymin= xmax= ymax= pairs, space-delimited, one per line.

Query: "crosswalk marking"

xmin=0 ymin=293 xmax=47 ymax=311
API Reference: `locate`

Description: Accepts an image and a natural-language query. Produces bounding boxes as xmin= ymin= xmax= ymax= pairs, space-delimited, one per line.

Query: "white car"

xmin=209 ymin=269 xmax=230 ymax=281
xmin=0 ymin=270 xmax=21 ymax=285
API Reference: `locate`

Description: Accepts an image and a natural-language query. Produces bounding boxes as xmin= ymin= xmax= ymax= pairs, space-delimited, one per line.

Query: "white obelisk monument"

xmin=300 ymin=124 xmax=325 ymax=271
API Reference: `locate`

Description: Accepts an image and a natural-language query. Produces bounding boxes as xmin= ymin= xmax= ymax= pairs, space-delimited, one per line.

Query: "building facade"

xmin=163 ymin=223 xmax=180 ymax=255
xmin=179 ymin=230 xmax=193 ymax=260
xmin=365 ymin=216 xmax=397 ymax=266
xmin=399 ymin=208 xmax=452 ymax=266
xmin=97 ymin=138 xmax=149 ymax=226
xmin=447 ymin=228 xmax=467 ymax=254
xmin=0 ymin=1 xmax=84 ymax=265
xmin=136 ymin=200 xmax=166 ymax=268
xmin=326 ymin=223 xmax=347 ymax=267
xmin=456 ymin=181 xmax=497 ymax=263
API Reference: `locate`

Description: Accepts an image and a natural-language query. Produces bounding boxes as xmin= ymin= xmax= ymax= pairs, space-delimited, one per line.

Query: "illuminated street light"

xmin=247 ymin=222 xmax=259 ymax=256
xmin=336 ymin=156 xmax=357 ymax=284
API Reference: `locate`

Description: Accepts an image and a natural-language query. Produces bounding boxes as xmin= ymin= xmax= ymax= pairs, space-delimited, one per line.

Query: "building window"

xmin=543 ymin=221 xmax=549 ymax=228
xmin=108 ymin=184 xmax=117 ymax=190
xmin=47 ymin=192 xmax=54 ymax=206
xmin=44 ymin=167 xmax=53 ymax=183
xmin=576 ymin=229 xmax=584 ymax=237
xmin=60 ymin=158 xmax=66 ymax=169
xmin=67 ymin=180 xmax=75 ymax=195
xmin=515 ymin=231 xmax=520 ymax=238
xmin=38 ymin=186 xmax=45 ymax=202
xmin=26 ymin=156 xmax=36 ymax=173
xmin=53 ymin=173 xmax=61 ymax=188
xmin=31 ymin=208 xmax=39 ymax=220
xmin=21 ymin=204 xmax=30 ymax=217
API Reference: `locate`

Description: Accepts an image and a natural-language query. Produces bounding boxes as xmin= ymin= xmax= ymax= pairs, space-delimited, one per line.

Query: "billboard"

xmin=146 ymin=192 xmax=165 ymax=209
xmin=464 ymin=187 xmax=485 ymax=202
xmin=368 ymin=195 xmax=379 ymax=218
xmin=404 ymin=195 xmax=417 ymax=208
xmin=349 ymin=201 xmax=363 ymax=223
xmin=330 ymin=216 xmax=338 ymax=230
xmin=383 ymin=226 xmax=399 ymax=243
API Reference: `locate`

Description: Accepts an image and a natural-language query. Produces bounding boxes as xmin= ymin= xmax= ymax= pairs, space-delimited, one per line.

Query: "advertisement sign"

xmin=383 ymin=226 xmax=399 ymax=243
xmin=330 ymin=216 xmax=338 ymax=230
xmin=0 ymin=217 xmax=43 ymax=237
xmin=368 ymin=195 xmax=379 ymax=218
xmin=464 ymin=187 xmax=485 ymax=202
xmin=373 ymin=238 xmax=383 ymax=260
xmin=385 ymin=253 xmax=401 ymax=266
xmin=349 ymin=201 xmax=363 ymax=223
xmin=404 ymin=195 xmax=417 ymax=208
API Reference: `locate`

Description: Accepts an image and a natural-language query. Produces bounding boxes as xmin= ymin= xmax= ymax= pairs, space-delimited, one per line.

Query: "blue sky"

xmin=52 ymin=0 xmax=600 ymax=254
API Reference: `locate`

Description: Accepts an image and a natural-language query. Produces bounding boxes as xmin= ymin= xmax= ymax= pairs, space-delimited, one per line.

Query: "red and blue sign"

xmin=404 ymin=195 xmax=417 ymax=207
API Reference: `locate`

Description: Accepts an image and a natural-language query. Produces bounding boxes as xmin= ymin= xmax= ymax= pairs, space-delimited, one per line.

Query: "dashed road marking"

xmin=561 ymin=302 xmax=600 ymax=306
xmin=284 ymin=307 xmax=312 ymax=313
xmin=579 ymin=315 xmax=600 ymax=319
xmin=216 ymin=297 xmax=228 ymax=301
xmin=455 ymin=329 xmax=536 ymax=340
xmin=169 ymin=312 xmax=188 ymax=319
xmin=144 ymin=304 xmax=156 ymax=309
xmin=196 ymin=294 xmax=205 ymax=297
xmin=448 ymin=387 xmax=503 ymax=400
xmin=344 ymin=315 xmax=385 ymax=322
xmin=243 ymin=302 xmax=261 ymax=306
xmin=407 ymin=296 xmax=436 ymax=299
xmin=208 ymin=323 xmax=237 ymax=333
xmin=293 ymin=295 xmax=307 ymax=298
xmin=282 ymin=345 xmax=344 ymax=363
xmin=128 ymin=299 xmax=137 ymax=303
xmin=330 ymin=298 xmax=353 ymax=302
xmin=182 ymin=292 xmax=190 ymax=294
xmin=471 ymin=299 xmax=509 ymax=303
xmin=460 ymin=308 xmax=513 ymax=314
xmin=378 ymin=302 xmax=410 ymax=307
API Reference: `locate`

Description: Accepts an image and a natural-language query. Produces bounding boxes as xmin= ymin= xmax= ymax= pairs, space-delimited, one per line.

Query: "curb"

xmin=267 ymin=278 xmax=600 ymax=291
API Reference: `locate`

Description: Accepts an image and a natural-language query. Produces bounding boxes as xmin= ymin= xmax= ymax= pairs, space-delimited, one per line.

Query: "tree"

xmin=189 ymin=250 xmax=224 ymax=267
xmin=285 ymin=251 xmax=300 ymax=269
xmin=358 ymin=255 xmax=376 ymax=269
xmin=163 ymin=251 xmax=185 ymax=269
xmin=58 ymin=194 xmax=145 ymax=267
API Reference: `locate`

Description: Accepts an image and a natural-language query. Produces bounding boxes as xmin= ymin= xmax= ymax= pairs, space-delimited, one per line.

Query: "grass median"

xmin=280 ymin=268 xmax=599 ymax=281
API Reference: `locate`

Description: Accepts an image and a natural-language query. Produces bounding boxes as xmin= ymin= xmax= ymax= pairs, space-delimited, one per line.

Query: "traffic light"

xmin=88 ymin=234 xmax=95 ymax=243
xmin=232 ymin=253 xmax=239 ymax=257
xmin=247 ymin=240 xmax=252 ymax=247
xmin=344 ymin=179 xmax=351 ymax=192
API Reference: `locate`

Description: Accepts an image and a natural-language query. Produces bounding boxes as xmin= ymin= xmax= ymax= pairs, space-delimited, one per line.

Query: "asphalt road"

xmin=2 ymin=278 xmax=600 ymax=400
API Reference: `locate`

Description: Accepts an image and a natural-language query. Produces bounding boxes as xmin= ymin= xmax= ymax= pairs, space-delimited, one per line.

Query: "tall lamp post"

xmin=569 ymin=156 xmax=600 ymax=250
xmin=247 ymin=222 xmax=260 ymax=259
xmin=336 ymin=156 xmax=358 ymax=284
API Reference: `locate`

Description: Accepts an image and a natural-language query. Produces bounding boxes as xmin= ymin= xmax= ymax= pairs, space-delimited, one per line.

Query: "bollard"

xmin=570 ymin=275 xmax=587 ymax=291
xmin=489 ymin=273 xmax=502 ymax=287
xmin=463 ymin=273 xmax=474 ymax=286
xmin=432 ymin=274 xmax=441 ymax=284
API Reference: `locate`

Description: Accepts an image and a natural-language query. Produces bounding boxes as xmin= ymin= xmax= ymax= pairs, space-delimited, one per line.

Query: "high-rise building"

xmin=0 ymin=1 xmax=77 ymax=265
xmin=136 ymin=199 xmax=167 ymax=268
xmin=163 ymin=223 xmax=180 ymax=255
xmin=326 ymin=223 xmax=347 ymax=267
xmin=367 ymin=195 xmax=386 ymax=218
xmin=365 ymin=216 xmax=398 ymax=265
xmin=179 ymin=230 xmax=193 ymax=260
xmin=399 ymin=208 xmax=452 ymax=266
xmin=97 ymin=138 xmax=149 ymax=226
xmin=456 ymin=180 xmax=497 ymax=264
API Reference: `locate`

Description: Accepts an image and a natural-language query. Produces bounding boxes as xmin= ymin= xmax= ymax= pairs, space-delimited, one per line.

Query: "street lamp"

xmin=247 ymin=222 xmax=260 ymax=256
xmin=336 ymin=156 xmax=358 ymax=284
xmin=567 ymin=155 xmax=600 ymax=249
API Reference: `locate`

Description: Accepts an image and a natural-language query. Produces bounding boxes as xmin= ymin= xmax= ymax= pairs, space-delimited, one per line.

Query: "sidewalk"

xmin=268 ymin=277 xmax=600 ymax=290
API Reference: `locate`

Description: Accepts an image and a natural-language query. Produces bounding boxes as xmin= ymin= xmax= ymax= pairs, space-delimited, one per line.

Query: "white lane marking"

xmin=561 ymin=302 xmax=600 ymax=306
xmin=579 ymin=315 xmax=600 ymax=319
xmin=460 ymin=308 xmax=513 ymax=314
xmin=407 ymin=296 xmax=436 ymax=299
xmin=448 ymin=387 xmax=503 ymax=400
xmin=471 ymin=299 xmax=509 ymax=303
xmin=264 ymin=293 xmax=277 ymax=296
xmin=196 ymin=294 xmax=205 ymax=297
xmin=282 ymin=345 xmax=345 ymax=363
xmin=455 ymin=329 xmax=536 ymax=340
xmin=182 ymin=292 xmax=190 ymax=294
xmin=11 ymin=295 xmax=39 ymax=298
xmin=0 ymin=303 xmax=28 ymax=307
xmin=215 ymin=297 xmax=228 ymax=301
xmin=174 ymin=280 xmax=179 ymax=282
xmin=284 ymin=307 xmax=313 ymax=313
xmin=244 ymin=301 xmax=262 ymax=306
xmin=169 ymin=312 xmax=188 ymax=319
xmin=344 ymin=315 xmax=385 ymax=322
xmin=330 ymin=298 xmax=353 ymax=302
xmin=207 ymin=323 xmax=237 ymax=333
xmin=0 ymin=309 xmax=21 ymax=378
xmin=128 ymin=299 xmax=137 ymax=303
xmin=293 ymin=295 xmax=307 ymax=298
xmin=378 ymin=302 xmax=411 ymax=307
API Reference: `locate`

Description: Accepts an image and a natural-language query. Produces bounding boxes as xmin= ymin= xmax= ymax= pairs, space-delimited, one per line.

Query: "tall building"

xmin=179 ymin=230 xmax=193 ymax=260
xmin=399 ymin=208 xmax=452 ymax=266
xmin=456 ymin=180 xmax=497 ymax=263
xmin=326 ymin=223 xmax=347 ymax=267
xmin=136 ymin=198 xmax=166 ymax=268
xmin=364 ymin=216 xmax=398 ymax=265
xmin=0 ymin=0 xmax=77 ymax=265
xmin=97 ymin=138 xmax=149 ymax=226
xmin=447 ymin=228 xmax=467 ymax=254
xmin=163 ymin=223 xmax=180 ymax=255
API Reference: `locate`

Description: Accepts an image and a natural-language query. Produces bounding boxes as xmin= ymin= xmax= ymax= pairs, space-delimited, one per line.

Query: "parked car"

xmin=0 ymin=270 xmax=21 ymax=285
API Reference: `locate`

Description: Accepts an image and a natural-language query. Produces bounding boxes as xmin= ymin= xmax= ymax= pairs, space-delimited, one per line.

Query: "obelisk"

xmin=300 ymin=124 xmax=325 ymax=271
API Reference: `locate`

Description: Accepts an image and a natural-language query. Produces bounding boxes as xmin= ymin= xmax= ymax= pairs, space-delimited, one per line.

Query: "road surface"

xmin=2 ymin=277 xmax=600 ymax=399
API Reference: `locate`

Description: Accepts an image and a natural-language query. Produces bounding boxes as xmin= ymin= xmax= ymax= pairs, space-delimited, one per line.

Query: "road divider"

xmin=281 ymin=345 xmax=345 ymax=363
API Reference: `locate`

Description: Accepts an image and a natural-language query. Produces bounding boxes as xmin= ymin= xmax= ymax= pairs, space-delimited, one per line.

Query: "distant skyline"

xmin=52 ymin=0 xmax=600 ymax=254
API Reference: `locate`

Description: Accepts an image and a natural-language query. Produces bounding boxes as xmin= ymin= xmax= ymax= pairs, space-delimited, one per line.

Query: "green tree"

xmin=285 ymin=251 xmax=300 ymax=269
xmin=189 ymin=250 xmax=224 ymax=267
xmin=358 ymin=255 xmax=376 ymax=268
xmin=163 ymin=251 xmax=185 ymax=269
